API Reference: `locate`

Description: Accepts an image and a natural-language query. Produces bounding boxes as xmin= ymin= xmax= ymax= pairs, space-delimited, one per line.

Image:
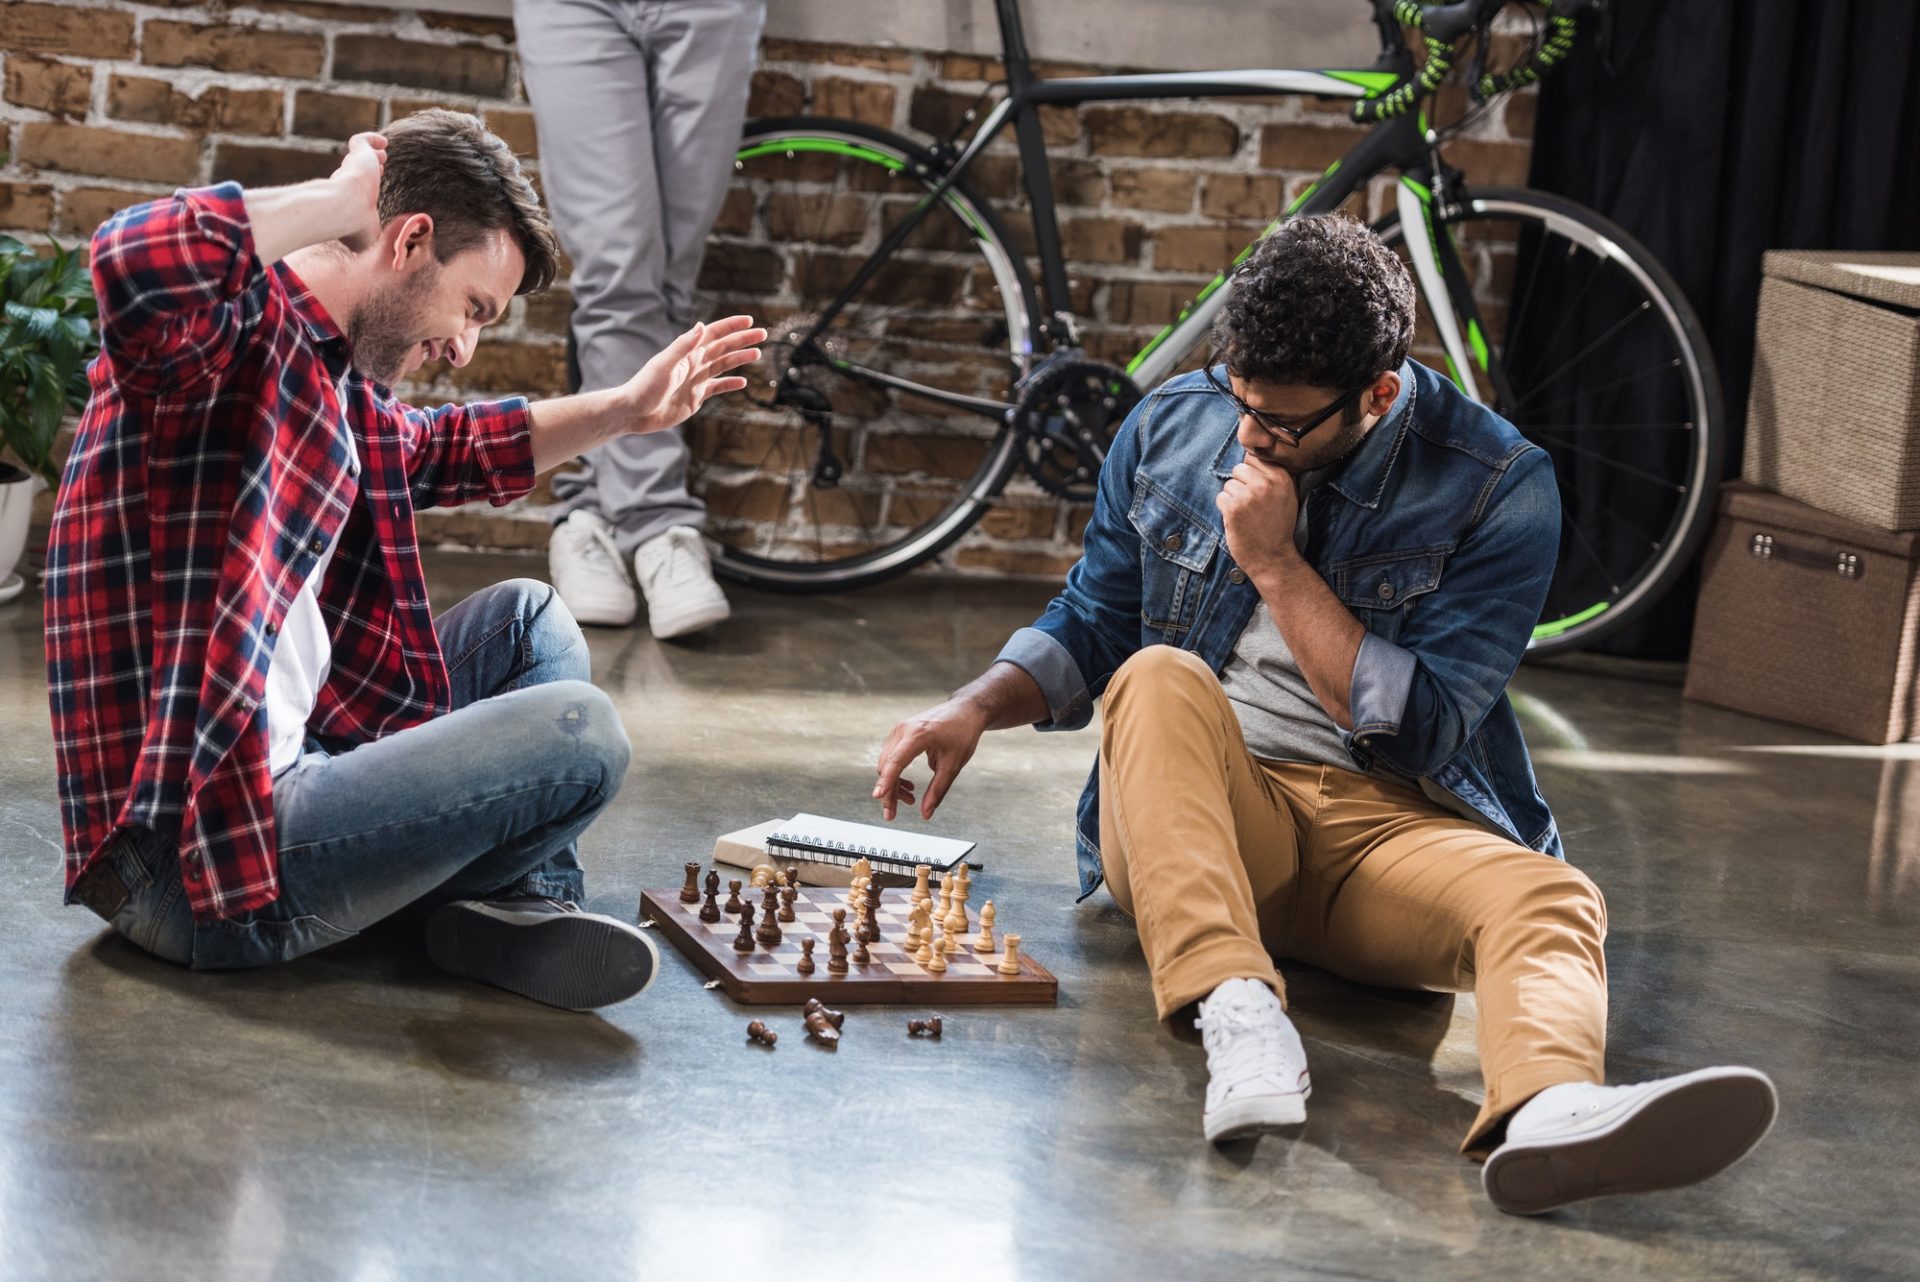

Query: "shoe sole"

xmin=426 ymin=907 xmax=660 ymax=1011
xmin=647 ymin=595 xmax=730 ymax=640
xmin=1483 ymin=1068 xmax=1778 ymax=1215
xmin=1205 ymin=1082 xmax=1312 ymax=1143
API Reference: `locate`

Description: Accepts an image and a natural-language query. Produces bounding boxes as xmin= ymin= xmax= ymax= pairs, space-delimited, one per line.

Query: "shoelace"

xmin=1199 ymin=1000 xmax=1295 ymax=1084
xmin=655 ymin=533 xmax=708 ymax=586
xmin=573 ymin=520 xmax=625 ymax=577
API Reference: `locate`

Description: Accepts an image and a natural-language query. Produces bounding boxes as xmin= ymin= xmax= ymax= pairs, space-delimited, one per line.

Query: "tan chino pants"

xmin=1097 ymin=646 xmax=1609 ymax=1155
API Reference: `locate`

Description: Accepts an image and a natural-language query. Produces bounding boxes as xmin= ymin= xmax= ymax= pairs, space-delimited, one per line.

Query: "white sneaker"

xmin=633 ymin=525 xmax=731 ymax=639
xmin=1483 ymin=1067 xmax=1778 ymax=1215
xmin=1196 ymin=977 xmax=1312 ymax=1142
xmin=548 ymin=510 xmax=637 ymax=627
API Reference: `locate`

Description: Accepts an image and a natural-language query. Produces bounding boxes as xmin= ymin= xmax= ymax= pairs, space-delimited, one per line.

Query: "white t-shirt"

xmin=265 ymin=427 xmax=360 ymax=776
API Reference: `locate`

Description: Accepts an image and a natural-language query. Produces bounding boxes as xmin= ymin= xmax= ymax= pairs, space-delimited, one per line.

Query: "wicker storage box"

xmin=1686 ymin=482 xmax=1920 ymax=743
xmin=1743 ymin=251 xmax=1920 ymax=530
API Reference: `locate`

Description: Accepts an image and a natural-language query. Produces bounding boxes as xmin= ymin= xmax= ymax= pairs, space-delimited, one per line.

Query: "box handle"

xmin=1749 ymin=532 xmax=1865 ymax=580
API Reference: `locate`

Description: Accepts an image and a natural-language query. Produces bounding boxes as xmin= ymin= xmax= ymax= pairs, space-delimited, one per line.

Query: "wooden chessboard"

xmin=638 ymin=886 xmax=1058 ymax=1006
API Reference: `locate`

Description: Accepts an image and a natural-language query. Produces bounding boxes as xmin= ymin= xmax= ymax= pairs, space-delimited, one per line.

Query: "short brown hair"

xmin=379 ymin=109 xmax=560 ymax=295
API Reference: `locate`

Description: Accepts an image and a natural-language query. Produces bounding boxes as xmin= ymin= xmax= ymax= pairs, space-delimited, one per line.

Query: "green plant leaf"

xmin=5 ymin=300 xmax=61 ymax=343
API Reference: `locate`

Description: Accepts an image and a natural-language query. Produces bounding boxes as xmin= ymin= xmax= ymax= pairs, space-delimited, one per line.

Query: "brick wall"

xmin=1 ymin=0 xmax=1534 ymax=580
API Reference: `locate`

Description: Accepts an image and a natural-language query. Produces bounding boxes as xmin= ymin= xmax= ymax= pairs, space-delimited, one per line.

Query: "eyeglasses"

xmin=1202 ymin=356 xmax=1368 ymax=446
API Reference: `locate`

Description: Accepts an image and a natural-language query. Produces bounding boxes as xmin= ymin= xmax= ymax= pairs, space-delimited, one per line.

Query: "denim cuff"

xmin=1344 ymin=631 xmax=1416 ymax=760
xmin=995 ymin=626 xmax=1091 ymax=729
xmin=511 ymin=868 xmax=585 ymax=906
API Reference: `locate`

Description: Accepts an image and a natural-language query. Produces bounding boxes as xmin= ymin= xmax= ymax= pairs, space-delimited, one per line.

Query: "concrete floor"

xmin=1 ymin=551 xmax=1915 ymax=1282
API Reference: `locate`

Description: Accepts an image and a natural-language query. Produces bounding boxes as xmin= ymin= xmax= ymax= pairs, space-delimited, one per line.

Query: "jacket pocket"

xmin=1332 ymin=546 xmax=1448 ymax=643
xmin=1128 ymin=474 xmax=1218 ymax=640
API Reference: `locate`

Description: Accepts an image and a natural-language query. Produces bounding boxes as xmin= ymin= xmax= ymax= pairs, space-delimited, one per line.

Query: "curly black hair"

xmin=1212 ymin=214 xmax=1416 ymax=413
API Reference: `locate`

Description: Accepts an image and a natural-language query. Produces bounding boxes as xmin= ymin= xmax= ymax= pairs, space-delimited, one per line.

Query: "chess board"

xmin=639 ymin=886 xmax=1058 ymax=1006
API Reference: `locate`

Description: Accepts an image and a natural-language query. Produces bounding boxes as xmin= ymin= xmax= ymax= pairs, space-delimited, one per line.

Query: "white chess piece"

xmin=974 ymin=900 xmax=997 ymax=953
xmin=998 ymin=933 xmax=1022 ymax=976
xmin=926 ymin=924 xmax=949 ymax=973
xmin=911 ymin=864 xmax=931 ymax=912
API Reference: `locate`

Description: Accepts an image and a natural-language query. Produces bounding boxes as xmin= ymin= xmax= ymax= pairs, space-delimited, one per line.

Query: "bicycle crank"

xmin=1011 ymin=354 xmax=1141 ymax=501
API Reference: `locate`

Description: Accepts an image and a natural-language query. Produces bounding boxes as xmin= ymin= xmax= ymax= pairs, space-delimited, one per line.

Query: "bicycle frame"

xmin=789 ymin=0 xmax=1503 ymax=419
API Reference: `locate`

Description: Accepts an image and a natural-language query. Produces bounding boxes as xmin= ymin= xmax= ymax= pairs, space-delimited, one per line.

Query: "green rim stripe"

xmin=1467 ymin=318 xmax=1489 ymax=371
xmin=1325 ymin=69 xmax=1400 ymax=95
xmin=735 ymin=136 xmax=991 ymax=240
xmin=1532 ymin=602 xmax=1610 ymax=640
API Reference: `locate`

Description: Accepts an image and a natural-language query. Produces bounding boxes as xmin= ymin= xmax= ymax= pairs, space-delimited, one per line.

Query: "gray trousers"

xmin=514 ymin=0 xmax=765 ymax=555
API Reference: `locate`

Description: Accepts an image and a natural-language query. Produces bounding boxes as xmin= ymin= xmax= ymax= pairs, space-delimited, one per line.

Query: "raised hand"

xmin=623 ymin=315 xmax=767 ymax=435
xmin=330 ymin=131 xmax=387 ymax=253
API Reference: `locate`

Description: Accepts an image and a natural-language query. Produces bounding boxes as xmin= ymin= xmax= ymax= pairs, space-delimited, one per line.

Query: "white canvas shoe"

xmin=1196 ymin=977 xmax=1312 ymax=1142
xmin=548 ymin=510 xmax=638 ymax=627
xmin=1483 ymin=1067 xmax=1778 ymax=1215
xmin=634 ymin=525 xmax=731 ymax=639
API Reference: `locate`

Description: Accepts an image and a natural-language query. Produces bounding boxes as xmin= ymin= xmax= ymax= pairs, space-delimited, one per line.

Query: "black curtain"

xmin=1527 ymin=0 xmax=1920 ymax=658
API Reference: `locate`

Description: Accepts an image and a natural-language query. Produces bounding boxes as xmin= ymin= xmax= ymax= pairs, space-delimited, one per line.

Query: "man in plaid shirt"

xmin=46 ymin=110 xmax=764 ymax=1010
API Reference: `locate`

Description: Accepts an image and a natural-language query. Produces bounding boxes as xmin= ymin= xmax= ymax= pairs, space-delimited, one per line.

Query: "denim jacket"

xmin=995 ymin=361 xmax=1564 ymax=900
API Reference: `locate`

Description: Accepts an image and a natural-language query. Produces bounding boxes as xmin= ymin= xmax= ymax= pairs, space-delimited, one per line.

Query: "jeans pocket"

xmin=190 ymin=913 xmax=357 ymax=970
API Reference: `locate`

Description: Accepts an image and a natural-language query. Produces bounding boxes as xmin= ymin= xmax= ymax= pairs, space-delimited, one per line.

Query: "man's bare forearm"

xmin=954 ymin=660 xmax=1052 ymax=732
xmin=1254 ymin=552 xmax=1365 ymax=729
xmin=243 ymin=180 xmax=366 ymax=266
xmin=528 ymin=387 xmax=638 ymax=474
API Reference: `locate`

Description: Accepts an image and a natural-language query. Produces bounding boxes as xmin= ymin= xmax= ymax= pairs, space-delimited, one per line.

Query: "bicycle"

xmin=689 ymin=0 xmax=1722 ymax=657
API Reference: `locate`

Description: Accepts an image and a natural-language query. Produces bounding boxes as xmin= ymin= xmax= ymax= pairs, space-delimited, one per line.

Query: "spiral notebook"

xmin=712 ymin=814 xmax=975 ymax=886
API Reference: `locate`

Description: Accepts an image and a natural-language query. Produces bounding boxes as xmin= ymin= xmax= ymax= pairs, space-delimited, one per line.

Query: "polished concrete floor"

xmin=1 ymin=552 xmax=1915 ymax=1282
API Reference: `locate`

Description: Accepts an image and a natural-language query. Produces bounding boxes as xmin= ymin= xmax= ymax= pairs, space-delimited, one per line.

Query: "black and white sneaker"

xmin=425 ymin=895 xmax=659 ymax=1011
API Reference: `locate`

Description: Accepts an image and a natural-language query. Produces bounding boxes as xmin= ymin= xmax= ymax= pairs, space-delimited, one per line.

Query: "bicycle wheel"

xmin=1374 ymin=187 xmax=1724 ymax=657
xmin=690 ymin=117 xmax=1040 ymax=593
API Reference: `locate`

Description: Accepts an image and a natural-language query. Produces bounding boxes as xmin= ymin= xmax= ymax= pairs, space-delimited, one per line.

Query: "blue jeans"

xmin=104 ymin=579 xmax=631 ymax=969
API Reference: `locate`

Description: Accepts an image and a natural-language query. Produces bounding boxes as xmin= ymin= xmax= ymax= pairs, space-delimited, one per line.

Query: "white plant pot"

xmin=0 ymin=467 xmax=43 ymax=605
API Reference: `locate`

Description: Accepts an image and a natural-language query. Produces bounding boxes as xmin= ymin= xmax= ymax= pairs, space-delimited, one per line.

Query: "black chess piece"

xmin=852 ymin=933 xmax=871 ymax=965
xmin=778 ymin=885 xmax=797 ymax=923
xmin=757 ymin=886 xmax=783 ymax=946
xmin=796 ymin=937 xmax=816 ymax=975
xmin=827 ymin=908 xmax=850 ymax=975
xmin=724 ymin=878 xmax=745 ymax=915
xmin=699 ymin=881 xmax=722 ymax=924
xmin=862 ymin=884 xmax=882 ymax=945
xmin=679 ymin=861 xmax=701 ymax=904
xmin=733 ymin=901 xmax=756 ymax=952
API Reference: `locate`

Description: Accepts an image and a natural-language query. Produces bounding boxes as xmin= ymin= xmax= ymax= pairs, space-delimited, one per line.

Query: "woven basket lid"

xmin=1762 ymin=251 xmax=1920 ymax=311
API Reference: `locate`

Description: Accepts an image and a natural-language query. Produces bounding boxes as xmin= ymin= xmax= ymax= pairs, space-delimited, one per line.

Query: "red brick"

xmin=1085 ymin=107 xmax=1238 ymax=158
xmin=1258 ymin=121 xmax=1368 ymax=173
xmin=54 ymin=185 xmax=152 ymax=236
xmin=1440 ymin=136 xmax=1532 ymax=187
xmin=1201 ymin=173 xmax=1285 ymax=220
xmin=1151 ymin=223 xmax=1266 ymax=274
xmin=748 ymin=69 xmax=805 ymax=118
xmin=864 ymin=433 xmax=990 ymax=480
xmin=413 ymin=509 xmax=549 ymax=551
xmin=2 ymin=3 xmax=135 ymax=59
xmin=210 ymin=141 xmax=336 ymax=188
xmin=813 ymin=77 xmax=895 ymax=128
xmin=1051 ymin=158 xmax=1104 ymax=207
xmin=442 ymin=340 xmax=567 ymax=395
xmin=760 ymin=39 xmax=914 ymax=74
xmin=1039 ymin=105 xmax=1079 ymax=147
xmin=952 ymin=544 xmax=1078 ymax=579
xmin=910 ymin=86 xmax=989 ymax=139
xmin=483 ymin=107 xmax=537 ymax=157
xmin=712 ymin=187 xmax=754 ymax=237
xmin=246 ymin=0 xmax=399 ymax=19
xmin=294 ymin=90 xmax=382 ymax=141
xmin=977 ymin=504 xmax=1058 ymax=541
xmin=938 ymin=54 xmax=1005 ymax=83
xmin=1106 ymin=279 xmax=1199 ymax=326
xmin=0 ymin=181 xmax=55 ymax=232
xmin=110 ymin=75 xmax=283 ymax=136
xmin=419 ymin=11 xmax=516 ymax=39
xmin=3 ymin=53 xmax=91 ymax=119
xmin=766 ymin=192 xmax=868 ymax=247
xmin=19 ymin=123 xmax=202 ymax=185
xmin=142 ymin=21 xmax=325 ymax=78
xmin=332 ymin=36 xmax=511 ymax=98
xmin=1061 ymin=216 xmax=1142 ymax=265
xmin=1502 ymin=89 xmax=1537 ymax=141
xmin=1109 ymin=167 xmax=1194 ymax=213
xmin=520 ymin=288 xmax=573 ymax=335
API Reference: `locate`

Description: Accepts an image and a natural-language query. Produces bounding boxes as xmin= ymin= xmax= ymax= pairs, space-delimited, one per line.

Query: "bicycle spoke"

xmin=1511 ymin=358 xmax=1682 ymax=420
xmin=1514 ymin=302 xmax=1654 ymax=409
xmin=1526 ymin=427 xmax=1687 ymax=493
xmin=1556 ymin=503 xmax=1624 ymax=597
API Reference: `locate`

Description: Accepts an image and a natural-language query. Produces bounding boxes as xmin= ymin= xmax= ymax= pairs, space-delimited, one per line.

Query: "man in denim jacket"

xmin=875 ymin=216 xmax=1774 ymax=1214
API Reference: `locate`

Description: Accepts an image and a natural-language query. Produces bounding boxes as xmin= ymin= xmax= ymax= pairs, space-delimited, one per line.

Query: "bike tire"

xmin=1373 ymin=186 xmax=1725 ymax=658
xmin=691 ymin=116 xmax=1042 ymax=594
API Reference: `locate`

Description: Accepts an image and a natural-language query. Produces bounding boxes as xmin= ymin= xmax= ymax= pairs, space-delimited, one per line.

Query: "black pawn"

xmin=724 ymin=878 xmax=745 ymax=915
xmin=862 ymin=884 xmax=882 ymax=945
xmin=699 ymin=882 xmax=722 ymax=923
xmin=757 ymin=886 xmax=783 ymax=946
xmin=733 ymin=901 xmax=756 ymax=952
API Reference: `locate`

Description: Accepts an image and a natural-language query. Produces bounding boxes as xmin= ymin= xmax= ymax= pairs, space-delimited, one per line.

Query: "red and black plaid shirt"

xmin=46 ymin=183 xmax=537 ymax=922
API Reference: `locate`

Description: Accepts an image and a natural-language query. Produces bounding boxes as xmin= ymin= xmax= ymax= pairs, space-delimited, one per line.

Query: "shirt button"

xmin=1229 ymin=568 xmax=1247 ymax=584
xmin=309 ymin=535 xmax=325 ymax=554
xmin=1377 ymin=581 xmax=1396 ymax=601
xmin=348 ymin=463 xmax=360 ymax=478
xmin=265 ymin=619 xmax=278 ymax=636
xmin=1164 ymin=533 xmax=1182 ymax=551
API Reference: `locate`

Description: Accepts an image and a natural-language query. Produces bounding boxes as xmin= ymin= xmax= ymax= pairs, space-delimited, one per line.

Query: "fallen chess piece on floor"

xmin=803 ymin=997 xmax=845 ymax=1044
xmin=746 ymin=1020 xmax=777 ymax=1048
xmin=907 ymin=1016 xmax=943 ymax=1038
